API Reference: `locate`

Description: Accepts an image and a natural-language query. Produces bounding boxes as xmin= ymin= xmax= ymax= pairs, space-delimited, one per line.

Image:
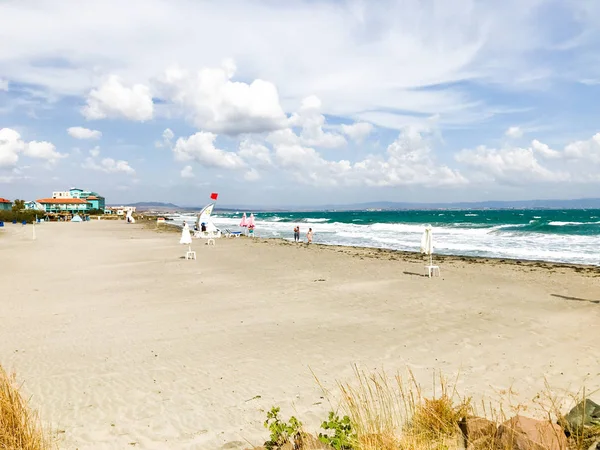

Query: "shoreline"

xmin=143 ymin=215 xmax=600 ymax=269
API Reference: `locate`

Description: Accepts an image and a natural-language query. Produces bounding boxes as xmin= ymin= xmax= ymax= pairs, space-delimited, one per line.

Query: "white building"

xmin=52 ymin=191 xmax=72 ymax=199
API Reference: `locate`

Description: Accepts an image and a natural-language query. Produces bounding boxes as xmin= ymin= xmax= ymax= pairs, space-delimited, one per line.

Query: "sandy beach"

xmin=1 ymin=220 xmax=599 ymax=449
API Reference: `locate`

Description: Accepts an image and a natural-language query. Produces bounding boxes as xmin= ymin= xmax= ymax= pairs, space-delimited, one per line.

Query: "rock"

xmin=561 ymin=399 xmax=600 ymax=436
xmin=496 ymin=415 xmax=567 ymax=450
xmin=459 ymin=416 xmax=497 ymax=450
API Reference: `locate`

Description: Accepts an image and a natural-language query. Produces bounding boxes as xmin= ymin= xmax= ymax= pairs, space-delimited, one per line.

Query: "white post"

xmin=32 ymin=221 xmax=36 ymax=240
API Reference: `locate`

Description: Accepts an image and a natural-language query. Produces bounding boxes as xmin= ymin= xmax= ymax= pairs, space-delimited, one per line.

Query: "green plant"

xmin=12 ymin=199 xmax=25 ymax=212
xmin=319 ymin=411 xmax=356 ymax=449
xmin=264 ymin=407 xmax=302 ymax=449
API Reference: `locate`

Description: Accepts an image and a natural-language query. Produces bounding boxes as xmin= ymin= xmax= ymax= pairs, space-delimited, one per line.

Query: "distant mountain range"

xmin=120 ymin=198 xmax=600 ymax=212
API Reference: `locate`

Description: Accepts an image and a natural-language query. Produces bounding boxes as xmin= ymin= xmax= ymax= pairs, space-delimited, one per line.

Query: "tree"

xmin=12 ymin=199 xmax=25 ymax=212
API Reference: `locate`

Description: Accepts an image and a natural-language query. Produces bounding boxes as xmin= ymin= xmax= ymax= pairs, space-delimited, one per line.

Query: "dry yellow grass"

xmin=335 ymin=367 xmax=473 ymax=450
xmin=0 ymin=365 xmax=52 ymax=450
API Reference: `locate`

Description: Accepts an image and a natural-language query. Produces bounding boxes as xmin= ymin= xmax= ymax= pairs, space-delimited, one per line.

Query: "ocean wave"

xmin=548 ymin=221 xmax=600 ymax=226
xmin=305 ymin=218 xmax=330 ymax=223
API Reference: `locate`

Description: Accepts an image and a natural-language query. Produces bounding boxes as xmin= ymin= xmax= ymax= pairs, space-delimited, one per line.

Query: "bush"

xmin=0 ymin=210 xmax=43 ymax=224
xmin=319 ymin=411 xmax=356 ymax=449
xmin=264 ymin=407 xmax=303 ymax=449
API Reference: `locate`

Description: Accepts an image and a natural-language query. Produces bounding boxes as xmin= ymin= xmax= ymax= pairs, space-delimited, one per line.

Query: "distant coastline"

xmin=117 ymin=197 xmax=600 ymax=213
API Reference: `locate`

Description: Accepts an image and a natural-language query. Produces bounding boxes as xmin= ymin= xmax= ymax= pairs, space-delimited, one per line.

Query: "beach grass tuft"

xmin=0 ymin=365 xmax=52 ymax=450
xmin=334 ymin=367 xmax=472 ymax=450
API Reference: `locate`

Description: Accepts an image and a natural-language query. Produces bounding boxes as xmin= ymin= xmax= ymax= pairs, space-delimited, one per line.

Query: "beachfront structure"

xmin=48 ymin=187 xmax=106 ymax=212
xmin=37 ymin=198 xmax=91 ymax=214
xmin=52 ymin=191 xmax=72 ymax=199
xmin=24 ymin=201 xmax=44 ymax=211
xmin=0 ymin=198 xmax=12 ymax=211
xmin=105 ymin=206 xmax=136 ymax=216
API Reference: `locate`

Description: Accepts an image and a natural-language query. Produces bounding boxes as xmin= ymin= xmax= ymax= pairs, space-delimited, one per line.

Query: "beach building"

xmin=37 ymin=198 xmax=90 ymax=214
xmin=47 ymin=187 xmax=106 ymax=213
xmin=24 ymin=201 xmax=44 ymax=211
xmin=105 ymin=206 xmax=136 ymax=216
xmin=67 ymin=188 xmax=106 ymax=210
xmin=0 ymin=198 xmax=12 ymax=211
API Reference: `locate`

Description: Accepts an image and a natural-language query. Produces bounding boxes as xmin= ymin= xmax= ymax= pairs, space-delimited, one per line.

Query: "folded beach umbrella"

xmin=420 ymin=225 xmax=434 ymax=266
xmin=247 ymin=213 xmax=255 ymax=228
xmin=239 ymin=212 xmax=248 ymax=227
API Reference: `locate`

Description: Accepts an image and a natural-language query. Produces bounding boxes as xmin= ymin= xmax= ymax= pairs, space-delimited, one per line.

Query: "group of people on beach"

xmin=293 ymin=225 xmax=313 ymax=244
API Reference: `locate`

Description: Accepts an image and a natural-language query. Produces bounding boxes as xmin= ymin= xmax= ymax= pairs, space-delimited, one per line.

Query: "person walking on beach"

xmin=306 ymin=228 xmax=313 ymax=245
xmin=293 ymin=226 xmax=300 ymax=242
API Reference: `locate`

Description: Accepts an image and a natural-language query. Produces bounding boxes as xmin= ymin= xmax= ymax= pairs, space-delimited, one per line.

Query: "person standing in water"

xmin=306 ymin=228 xmax=313 ymax=245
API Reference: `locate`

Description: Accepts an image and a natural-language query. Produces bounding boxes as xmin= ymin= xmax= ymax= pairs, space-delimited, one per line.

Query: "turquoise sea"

xmin=179 ymin=209 xmax=600 ymax=266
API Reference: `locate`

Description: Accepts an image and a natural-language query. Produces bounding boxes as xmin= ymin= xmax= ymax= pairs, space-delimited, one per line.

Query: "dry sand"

xmin=1 ymin=220 xmax=599 ymax=449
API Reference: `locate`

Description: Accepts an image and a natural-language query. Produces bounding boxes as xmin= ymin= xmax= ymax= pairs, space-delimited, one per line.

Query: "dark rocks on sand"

xmin=459 ymin=416 xmax=497 ymax=450
xmin=496 ymin=415 xmax=567 ymax=450
xmin=561 ymin=399 xmax=600 ymax=436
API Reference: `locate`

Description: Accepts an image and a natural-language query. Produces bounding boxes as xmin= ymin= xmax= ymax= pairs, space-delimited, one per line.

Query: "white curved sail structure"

xmin=195 ymin=202 xmax=221 ymax=237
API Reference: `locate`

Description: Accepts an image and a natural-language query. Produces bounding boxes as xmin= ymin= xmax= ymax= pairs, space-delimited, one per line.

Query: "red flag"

xmin=210 ymin=192 xmax=218 ymax=200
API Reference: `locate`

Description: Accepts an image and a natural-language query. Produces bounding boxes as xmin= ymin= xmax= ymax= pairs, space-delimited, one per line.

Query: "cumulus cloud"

xmin=89 ymin=146 xmax=101 ymax=157
xmin=172 ymin=131 xmax=245 ymax=169
xmin=288 ymin=95 xmax=346 ymax=148
xmin=563 ymin=133 xmax=600 ymax=163
xmin=82 ymin=156 xmax=135 ymax=174
xmin=341 ymin=122 xmax=374 ymax=143
xmin=505 ymin=126 xmax=524 ymax=139
xmin=155 ymin=128 xmax=175 ymax=149
xmin=160 ymin=60 xmax=286 ymax=135
xmin=24 ymin=141 xmax=67 ymax=164
xmin=82 ymin=75 xmax=153 ymax=121
xmin=531 ymin=139 xmax=561 ymax=159
xmin=455 ymin=145 xmax=567 ymax=184
xmin=0 ymin=79 xmax=8 ymax=91
xmin=0 ymin=128 xmax=65 ymax=168
xmin=238 ymin=140 xmax=273 ymax=168
xmin=180 ymin=165 xmax=194 ymax=178
xmin=0 ymin=128 xmax=25 ymax=168
xmin=68 ymin=126 xmax=102 ymax=139
xmin=269 ymin=126 xmax=465 ymax=187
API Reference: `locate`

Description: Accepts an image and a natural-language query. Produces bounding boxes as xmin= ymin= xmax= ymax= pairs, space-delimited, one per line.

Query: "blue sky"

xmin=1 ymin=0 xmax=600 ymax=207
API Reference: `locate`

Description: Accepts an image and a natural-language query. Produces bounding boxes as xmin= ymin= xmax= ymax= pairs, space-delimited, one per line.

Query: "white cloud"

xmin=0 ymin=128 xmax=25 ymax=168
xmin=531 ymin=139 xmax=560 ymax=159
xmin=180 ymin=165 xmax=194 ymax=178
xmin=82 ymin=157 xmax=135 ymax=174
xmin=2 ymin=0 xmax=581 ymax=130
xmin=156 ymin=128 xmax=175 ymax=149
xmin=0 ymin=79 xmax=8 ymax=91
xmin=455 ymin=145 xmax=567 ymax=184
xmin=238 ymin=140 xmax=273 ymax=168
xmin=288 ymin=95 xmax=346 ymax=148
xmin=89 ymin=146 xmax=100 ymax=157
xmin=270 ymin=126 xmax=465 ymax=187
xmin=68 ymin=126 xmax=102 ymax=140
xmin=341 ymin=122 xmax=374 ymax=143
xmin=244 ymin=168 xmax=261 ymax=182
xmin=505 ymin=126 xmax=523 ymax=139
xmin=162 ymin=128 xmax=174 ymax=141
xmin=24 ymin=141 xmax=67 ymax=164
xmin=82 ymin=75 xmax=153 ymax=121
xmin=1 ymin=128 xmax=65 ymax=168
xmin=172 ymin=131 xmax=245 ymax=169
xmin=160 ymin=61 xmax=286 ymax=134
xmin=563 ymin=133 xmax=600 ymax=163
